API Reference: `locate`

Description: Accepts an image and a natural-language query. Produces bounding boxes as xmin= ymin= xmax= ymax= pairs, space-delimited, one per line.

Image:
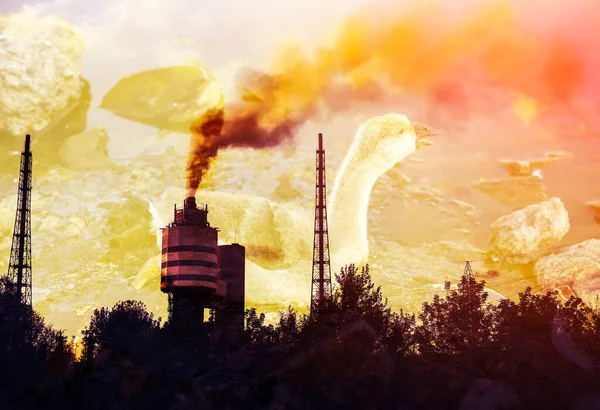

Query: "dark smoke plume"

xmin=186 ymin=69 xmax=310 ymax=197
xmin=186 ymin=0 xmax=600 ymax=195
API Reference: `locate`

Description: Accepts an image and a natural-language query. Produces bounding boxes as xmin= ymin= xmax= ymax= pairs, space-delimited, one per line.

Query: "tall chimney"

xmin=184 ymin=196 xmax=197 ymax=209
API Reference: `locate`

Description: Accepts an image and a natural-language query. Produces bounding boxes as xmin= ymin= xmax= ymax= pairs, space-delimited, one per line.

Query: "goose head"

xmin=351 ymin=113 xmax=437 ymax=168
xmin=329 ymin=113 xmax=438 ymax=272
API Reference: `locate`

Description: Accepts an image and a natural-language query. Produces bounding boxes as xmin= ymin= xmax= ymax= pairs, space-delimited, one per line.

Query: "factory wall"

xmin=215 ymin=244 xmax=246 ymax=334
xmin=168 ymin=291 xmax=210 ymax=328
xmin=217 ymin=244 xmax=245 ymax=306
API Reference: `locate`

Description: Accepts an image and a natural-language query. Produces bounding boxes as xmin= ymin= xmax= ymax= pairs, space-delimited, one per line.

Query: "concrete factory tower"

xmin=160 ymin=196 xmax=245 ymax=332
xmin=6 ymin=134 xmax=33 ymax=308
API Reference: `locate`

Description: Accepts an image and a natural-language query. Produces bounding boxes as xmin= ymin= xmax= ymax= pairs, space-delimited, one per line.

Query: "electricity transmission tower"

xmin=464 ymin=260 xmax=473 ymax=277
xmin=6 ymin=134 xmax=33 ymax=307
xmin=310 ymin=133 xmax=332 ymax=313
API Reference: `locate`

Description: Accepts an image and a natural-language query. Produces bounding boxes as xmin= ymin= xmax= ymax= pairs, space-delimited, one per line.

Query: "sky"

xmin=14 ymin=0 xmax=596 ymax=234
xmin=2 ymin=0 xmax=600 ymax=334
xmin=4 ymin=0 xmax=600 ymax=147
xmin=42 ymin=1 xmax=600 ymax=143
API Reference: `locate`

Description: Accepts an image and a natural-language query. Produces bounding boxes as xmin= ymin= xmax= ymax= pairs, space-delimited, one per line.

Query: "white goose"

xmin=133 ymin=114 xmax=436 ymax=297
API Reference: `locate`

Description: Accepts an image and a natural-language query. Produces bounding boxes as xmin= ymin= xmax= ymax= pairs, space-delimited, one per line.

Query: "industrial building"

xmin=160 ymin=196 xmax=245 ymax=333
xmin=160 ymin=132 xmax=331 ymax=333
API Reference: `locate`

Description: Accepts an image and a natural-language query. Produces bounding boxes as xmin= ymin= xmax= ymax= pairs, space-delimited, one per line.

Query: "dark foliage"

xmin=0 ymin=275 xmax=74 ymax=409
xmin=2 ymin=265 xmax=600 ymax=409
xmin=415 ymin=271 xmax=494 ymax=355
xmin=84 ymin=299 xmax=161 ymax=360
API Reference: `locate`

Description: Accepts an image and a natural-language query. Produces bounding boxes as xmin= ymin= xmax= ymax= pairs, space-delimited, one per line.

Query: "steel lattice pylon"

xmin=6 ymin=134 xmax=33 ymax=307
xmin=310 ymin=133 xmax=332 ymax=313
xmin=464 ymin=261 xmax=473 ymax=277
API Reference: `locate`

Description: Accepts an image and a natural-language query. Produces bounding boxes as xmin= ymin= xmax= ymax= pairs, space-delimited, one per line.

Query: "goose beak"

xmin=411 ymin=121 xmax=438 ymax=149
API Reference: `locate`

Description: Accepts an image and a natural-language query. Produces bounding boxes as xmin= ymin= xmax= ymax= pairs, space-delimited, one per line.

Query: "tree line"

xmin=1 ymin=265 xmax=599 ymax=409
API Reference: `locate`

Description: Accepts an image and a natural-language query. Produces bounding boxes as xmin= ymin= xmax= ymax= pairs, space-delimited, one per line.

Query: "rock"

xmin=534 ymin=239 xmax=600 ymax=300
xmin=537 ymin=254 xmax=597 ymax=288
xmin=474 ymin=176 xmax=547 ymax=210
xmin=497 ymin=154 xmax=560 ymax=177
xmin=585 ymin=200 xmax=600 ymax=224
xmin=546 ymin=150 xmax=570 ymax=159
xmin=29 ymin=78 xmax=92 ymax=176
xmin=0 ymin=12 xmax=84 ymax=137
xmin=273 ymin=173 xmax=303 ymax=202
xmin=459 ymin=378 xmax=521 ymax=410
xmin=58 ymin=127 xmax=115 ymax=171
xmin=573 ymin=271 xmax=600 ymax=307
xmin=540 ymin=285 xmax=576 ymax=302
xmin=488 ymin=197 xmax=570 ymax=265
xmin=132 ymin=254 xmax=161 ymax=291
xmin=154 ymin=186 xmax=312 ymax=272
xmin=0 ymin=159 xmax=183 ymax=335
xmin=98 ymin=194 xmax=156 ymax=265
xmin=99 ymin=62 xmax=224 ymax=133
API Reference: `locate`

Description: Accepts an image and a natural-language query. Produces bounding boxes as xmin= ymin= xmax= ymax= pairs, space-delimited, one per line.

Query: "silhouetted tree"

xmin=415 ymin=271 xmax=494 ymax=355
xmin=85 ymin=300 xmax=160 ymax=359
xmin=334 ymin=265 xmax=395 ymax=336
xmin=587 ymin=302 xmax=600 ymax=356
xmin=41 ymin=330 xmax=75 ymax=376
xmin=491 ymin=287 xmax=560 ymax=350
xmin=244 ymin=308 xmax=277 ymax=346
xmin=0 ymin=276 xmax=67 ymax=408
xmin=4 ymin=263 xmax=600 ymax=410
xmin=386 ymin=310 xmax=417 ymax=357
xmin=272 ymin=264 xmax=407 ymax=383
xmin=276 ymin=305 xmax=299 ymax=343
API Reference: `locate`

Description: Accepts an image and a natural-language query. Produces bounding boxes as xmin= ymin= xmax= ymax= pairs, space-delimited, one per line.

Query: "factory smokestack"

xmin=161 ymin=196 xmax=217 ymax=328
xmin=161 ymin=196 xmax=245 ymax=335
xmin=184 ymin=196 xmax=197 ymax=209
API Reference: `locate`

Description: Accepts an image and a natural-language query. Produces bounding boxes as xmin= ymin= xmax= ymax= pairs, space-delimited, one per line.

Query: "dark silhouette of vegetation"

xmin=0 ymin=276 xmax=75 ymax=409
xmin=1 ymin=265 xmax=600 ymax=409
xmin=85 ymin=300 xmax=161 ymax=360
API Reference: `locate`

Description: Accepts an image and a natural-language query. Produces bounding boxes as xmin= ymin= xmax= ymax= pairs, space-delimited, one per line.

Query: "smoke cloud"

xmin=186 ymin=0 xmax=600 ymax=196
